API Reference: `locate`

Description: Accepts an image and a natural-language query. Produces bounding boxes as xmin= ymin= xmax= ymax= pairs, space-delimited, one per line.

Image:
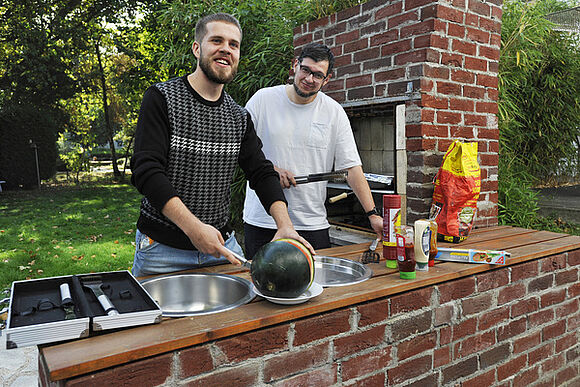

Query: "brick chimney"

xmin=293 ymin=0 xmax=502 ymax=228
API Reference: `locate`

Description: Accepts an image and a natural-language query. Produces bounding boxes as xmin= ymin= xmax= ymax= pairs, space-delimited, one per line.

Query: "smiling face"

xmin=292 ymin=57 xmax=330 ymax=100
xmin=193 ymin=21 xmax=241 ymax=85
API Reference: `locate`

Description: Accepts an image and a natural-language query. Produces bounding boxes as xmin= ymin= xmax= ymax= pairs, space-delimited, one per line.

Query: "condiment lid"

xmin=383 ymin=194 xmax=401 ymax=207
xmin=399 ymin=270 xmax=416 ymax=280
xmin=386 ymin=260 xmax=398 ymax=269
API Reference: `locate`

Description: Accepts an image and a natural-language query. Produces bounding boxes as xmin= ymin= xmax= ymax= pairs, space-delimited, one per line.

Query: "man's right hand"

xmin=274 ymin=166 xmax=296 ymax=188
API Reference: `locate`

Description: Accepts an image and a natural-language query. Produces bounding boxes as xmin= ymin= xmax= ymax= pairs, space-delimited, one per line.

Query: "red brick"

xmin=441 ymin=52 xmax=463 ymax=67
xmin=346 ymin=74 xmax=372 ymax=89
xmin=555 ymin=365 xmax=577 ymax=385
xmin=440 ymin=326 xmax=452 ymax=345
xmin=556 ymin=332 xmax=577 ymax=353
xmin=514 ymin=365 xmax=540 ymax=387
xmin=570 ymin=283 xmax=580 ymax=298
xmin=476 ymin=101 xmax=498 ymax=114
xmin=324 ymin=21 xmax=347 ymax=38
xmin=375 ymin=68 xmax=405 ymax=82
xmin=390 ymin=311 xmax=433 ymax=342
xmin=348 ymin=86 xmax=375 ymax=100
xmin=351 ymin=372 xmax=386 ymax=387
xmin=263 ymin=343 xmax=329 ymax=382
xmin=478 ymin=306 xmax=509 ymax=331
xmin=294 ymin=309 xmax=351 ymax=345
xmin=437 ymin=111 xmax=462 ymax=124
xmin=462 ymin=293 xmax=493 ymax=316
xmin=270 ymin=365 xmax=338 ymax=387
xmin=529 ymin=342 xmax=554 ymax=364
xmin=398 ymin=332 xmax=437 ymax=360
xmin=324 ymin=78 xmax=344 ymax=92
xmin=388 ymin=355 xmax=432 ymax=385
xmin=490 ymin=33 xmax=501 ymax=47
xmin=333 ymin=325 xmax=386 ymax=359
xmin=450 ymin=97 xmax=474 ymax=111
xmin=437 ymin=81 xmax=462 ymax=95
xmin=556 ymin=299 xmax=579 ymax=319
xmin=480 ymin=16 xmax=501 ymax=33
xmin=497 ymin=317 xmax=527 ymax=342
xmin=294 ymin=34 xmax=313 ymax=47
xmin=514 ymin=331 xmax=541 ymax=354
xmin=388 ymin=10 xmax=419 ymax=29
xmin=464 ymin=370 xmax=496 ymax=386
xmin=395 ymin=49 xmax=427 ymax=65
xmin=421 ymin=78 xmax=434 ymax=92
xmin=407 ymin=0 xmax=436 ymax=10
xmin=391 ymin=287 xmax=433 ymax=315
xmin=465 ymin=56 xmax=487 ymax=71
xmin=452 ymin=39 xmax=477 ymax=55
xmin=180 ymin=345 xmax=214 ymax=378
xmin=434 ymin=346 xmax=452 ymax=368
xmin=479 ymin=127 xmax=500 ymax=140
xmin=442 ymin=356 xmax=478 ymax=384
xmin=408 ymin=137 xmax=437 ymax=151
xmin=555 ymin=268 xmax=578 ymax=286
xmin=336 ymin=30 xmax=360 ymax=45
xmin=465 ymin=13 xmax=479 ymax=27
xmin=479 ymin=45 xmax=500 ymax=60
xmin=341 ymin=347 xmax=393 ymax=381
xmin=497 ymin=353 xmax=527 ymax=381
xmin=370 ymin=29 xmax=399 ymax=46
xmin=354 ymin=47 xmax=380 ymax=63
xmin=439 ymin=277 xmax=476 ymax=304
xmin=512 ymin=260 xmax=539 ymax=282
xmin=357 ymin=299 xmax=388 ymax=327
xmin=422 ymin=94 xmax=448 ymax=109
xmin=491 ymin=4 xmax=503 ymax=19
xmin=568 ymin=249 xmax=580 ymax=266
xmin=438 ymin=5 xmax=464 ymax=23
xmin=448 ymin=23 xmax=466 ymax=38
xmin=435 ymin=305 xmax=454 ymax=326
xmin=457 ymin=330 xmax=496 ymax=358
xmin=470 ymin=0 xmax=490 ymax=17
xmin=464 ymin=113 xmax=487 ymax=126
xmin=381 ymin=39 xmax=412 ymax=55
xmin=541 ymin=253 xmax=567 ymax=272
xmin=452 ymin=317 xmax=477 ymax=341
xmin=463 ymin=85 xmax=485 ymax=98
xmin=327 ymin=91 xmax=345 ymax=102
xmin=529 ymin=309 xmax=555 ymax=328
xmin=344 ymin=39 xmax=369 ymax=54
xmin=66 ymin=353 xmax=172 ymax=387
xmin=422 ymin=109 xmax=435 ymax=123
xmin=336 ymin=4 xmax=360 ymax=22
xmin=467 ymin=27 xmax=490 ymax=44
xmin=543 ymin=320 xmax=566 ymax=342
xmin=497 ymin=283 xmax=526 ymax=305
xmin=541 ymin=289 xmax=566 ymax=308
xmin=217 ymin=324 xmax=288 ymax=362
xmin=376 ymin=1 xmax=403 ymax=20
xmin=480 ymin=343 xmax=510 ymax=368
xmin=451 ymin=68 xmax=475 ymax=84
xmin=431 ymin=34 xmax=450 ymax=50
xmin=541 ymin=353 xmax=565 ymax=374
xmin=477 ymin=73 xmax=498 ymax=88
xmin=401 ymin=19 xmax=436 ymax=39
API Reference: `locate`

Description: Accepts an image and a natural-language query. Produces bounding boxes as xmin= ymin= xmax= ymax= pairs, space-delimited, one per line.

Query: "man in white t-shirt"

xmin=243 ymin=42 xmax=383 ymax=258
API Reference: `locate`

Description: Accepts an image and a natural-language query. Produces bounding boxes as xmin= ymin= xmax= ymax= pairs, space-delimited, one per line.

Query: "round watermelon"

xmin=250 ymin=239 xmax=315 ymax=298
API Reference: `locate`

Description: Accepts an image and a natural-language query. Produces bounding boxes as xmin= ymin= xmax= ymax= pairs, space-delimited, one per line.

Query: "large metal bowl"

xmin=140 ymin=273 xmax=255 ymax=317
xmin=314 ymin=256 xmax=372 ymax=287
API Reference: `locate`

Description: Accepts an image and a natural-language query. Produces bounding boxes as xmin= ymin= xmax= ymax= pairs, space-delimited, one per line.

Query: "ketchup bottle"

xmin=396 ymin=226 xmax=416 ymax=280
xmin=383 ymin=195 xmax=401 ymax=269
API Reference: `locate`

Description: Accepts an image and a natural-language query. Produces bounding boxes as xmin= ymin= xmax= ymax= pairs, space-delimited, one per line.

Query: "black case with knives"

xmin=4 ymin=271 xmax=162 ymax=349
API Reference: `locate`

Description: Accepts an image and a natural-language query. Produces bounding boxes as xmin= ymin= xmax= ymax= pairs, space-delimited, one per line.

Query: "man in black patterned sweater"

xmin=130 ymin=13 xmax=312 ymax=277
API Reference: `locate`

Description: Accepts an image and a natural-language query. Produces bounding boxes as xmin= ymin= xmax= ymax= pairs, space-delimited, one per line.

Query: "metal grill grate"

xmin=545 ymin=6 xmax=580 ymax=33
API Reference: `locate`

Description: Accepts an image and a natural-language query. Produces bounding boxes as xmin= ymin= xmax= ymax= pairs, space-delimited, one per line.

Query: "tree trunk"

xmin=95 ymin=39 xmax=120 ymax=177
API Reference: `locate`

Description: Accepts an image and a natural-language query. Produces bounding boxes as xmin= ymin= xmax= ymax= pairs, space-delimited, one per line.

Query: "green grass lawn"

xmin=0 ymin=183 xmax=141 ymax=289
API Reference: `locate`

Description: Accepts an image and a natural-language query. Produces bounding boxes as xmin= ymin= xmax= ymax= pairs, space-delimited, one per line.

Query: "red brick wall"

xmin=44 ymin=249 xmax=580 ymax=386
xmin=292 ymin=0 xmax=502 ymax=226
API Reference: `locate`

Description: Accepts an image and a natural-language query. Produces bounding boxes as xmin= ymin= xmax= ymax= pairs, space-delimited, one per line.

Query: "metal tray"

xmin=140 ymin=273 xmax=255 ymax=317
xmin=313 ymin=256 xmax=372 ymax=287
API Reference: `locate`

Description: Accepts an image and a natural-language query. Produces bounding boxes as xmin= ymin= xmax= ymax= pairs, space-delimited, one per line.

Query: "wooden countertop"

xmin=39 ymin=226 xmax=580 ymax=381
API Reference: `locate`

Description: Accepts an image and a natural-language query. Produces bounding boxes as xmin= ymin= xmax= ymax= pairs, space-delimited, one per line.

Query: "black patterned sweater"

xmin=131 ymin=76 xmax=285 ymax=250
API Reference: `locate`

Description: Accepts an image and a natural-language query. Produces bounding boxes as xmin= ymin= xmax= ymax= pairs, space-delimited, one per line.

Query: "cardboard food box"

xmin=4 ymin=271 xmax=162 ymax=349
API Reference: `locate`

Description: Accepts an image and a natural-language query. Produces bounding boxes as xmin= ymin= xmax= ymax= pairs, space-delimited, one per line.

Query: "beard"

xmin=199 ymin=48 xmax=237 ymax=84
xmin=293 ymin=80 xmax=321 ymax=99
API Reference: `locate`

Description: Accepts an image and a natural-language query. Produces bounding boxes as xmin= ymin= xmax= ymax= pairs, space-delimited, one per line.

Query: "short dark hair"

xmin=195 ymin=13 xmax=242 ymax=42
xmin=297 ymin=43 xmax=335 ymax=76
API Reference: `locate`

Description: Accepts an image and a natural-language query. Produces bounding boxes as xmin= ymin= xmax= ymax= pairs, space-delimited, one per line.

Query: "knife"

xmin=294 ymin=170 xmax=347 ymax=184
xmin=60 ymin=283 xmax=76 ymax=320
xmin=224 ymin=247 xmax=252 ymax=269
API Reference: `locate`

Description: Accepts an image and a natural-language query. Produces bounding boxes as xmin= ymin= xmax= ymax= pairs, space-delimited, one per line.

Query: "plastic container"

xmin=383 ymin=195 xmax=401 ymax=269
xmin=414 ymin=219 xmax=431 ymax=271
xmin=396 ymin=225 xmax=416 ymax=280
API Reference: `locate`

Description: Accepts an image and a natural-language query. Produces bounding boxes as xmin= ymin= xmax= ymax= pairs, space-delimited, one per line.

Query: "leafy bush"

xmin=498 ymin=0 xmax=580 ymax=225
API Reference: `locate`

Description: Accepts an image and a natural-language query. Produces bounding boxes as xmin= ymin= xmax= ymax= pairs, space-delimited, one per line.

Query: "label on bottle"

xmin=383 ymin=208 xmax=401 ymax=247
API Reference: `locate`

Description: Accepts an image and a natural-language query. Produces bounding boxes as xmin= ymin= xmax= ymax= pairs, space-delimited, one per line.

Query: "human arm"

xmin=346 ymin=165 xmax=383 ymax=239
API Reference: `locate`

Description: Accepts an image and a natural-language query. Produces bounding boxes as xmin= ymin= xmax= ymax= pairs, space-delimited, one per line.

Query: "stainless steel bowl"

xmin=140 ymin=273 xmax=255 ymax=317
xmin=314 ymin=256 xmax=373 ymax=287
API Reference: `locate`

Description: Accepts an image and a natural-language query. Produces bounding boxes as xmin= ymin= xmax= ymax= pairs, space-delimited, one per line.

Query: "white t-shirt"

xmin=243 ymin=85 xmax=361 ymax=230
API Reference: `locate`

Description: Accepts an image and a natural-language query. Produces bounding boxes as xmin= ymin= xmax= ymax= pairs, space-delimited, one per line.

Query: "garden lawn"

xmin=0 ymin=183 xmax=141 ymax=290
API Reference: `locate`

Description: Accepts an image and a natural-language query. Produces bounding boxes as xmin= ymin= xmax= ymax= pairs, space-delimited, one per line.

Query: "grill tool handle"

xmin=295 ymin=170 xmax=347 ymax=185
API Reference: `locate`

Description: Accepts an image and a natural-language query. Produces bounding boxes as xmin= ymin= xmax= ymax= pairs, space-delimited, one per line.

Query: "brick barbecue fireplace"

xmin=293 ymin=0 xmax=502 ymax=228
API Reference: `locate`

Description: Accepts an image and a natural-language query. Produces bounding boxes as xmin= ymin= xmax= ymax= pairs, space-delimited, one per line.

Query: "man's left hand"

xmin=272 ymin=227 xmax=316 ymax=256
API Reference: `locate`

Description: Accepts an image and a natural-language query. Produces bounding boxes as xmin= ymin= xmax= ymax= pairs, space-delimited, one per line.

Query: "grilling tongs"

xmin=294 ymin=170 xmax=348 ymax=185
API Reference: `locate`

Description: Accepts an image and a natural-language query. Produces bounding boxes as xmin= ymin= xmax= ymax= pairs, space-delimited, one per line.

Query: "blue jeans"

xmin=132 ymin=229 xmax=244 ymax=277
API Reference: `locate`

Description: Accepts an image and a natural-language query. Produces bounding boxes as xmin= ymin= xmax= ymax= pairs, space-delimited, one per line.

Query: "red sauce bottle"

xmin=396 ymin=226 xmax=416 ymax=280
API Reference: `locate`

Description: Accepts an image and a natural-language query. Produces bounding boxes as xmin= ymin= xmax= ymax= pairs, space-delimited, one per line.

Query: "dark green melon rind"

xmin=250 ymin=240 xmax=311 ymax=298
xmin=276 ymin=238 xmax=314 ymax=288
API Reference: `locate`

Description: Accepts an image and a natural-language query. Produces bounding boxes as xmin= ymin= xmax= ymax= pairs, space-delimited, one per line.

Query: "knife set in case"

xmin=3 ymin=271 xmax=162 ymax=349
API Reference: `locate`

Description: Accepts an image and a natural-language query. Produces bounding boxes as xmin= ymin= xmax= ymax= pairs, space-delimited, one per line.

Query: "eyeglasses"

xmin=297 ymin=63 xmax=327 ymax=82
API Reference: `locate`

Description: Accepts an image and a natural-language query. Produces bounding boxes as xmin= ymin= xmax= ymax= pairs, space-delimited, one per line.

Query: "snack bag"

xmin=429 ymin=140 xmax=480 ymax=243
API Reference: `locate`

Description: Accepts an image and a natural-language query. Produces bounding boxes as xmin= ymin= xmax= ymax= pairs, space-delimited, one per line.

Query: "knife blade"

xmin=60 ymin=283 xmax=76 ymax=320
